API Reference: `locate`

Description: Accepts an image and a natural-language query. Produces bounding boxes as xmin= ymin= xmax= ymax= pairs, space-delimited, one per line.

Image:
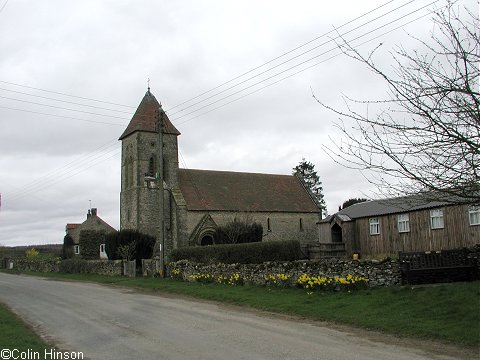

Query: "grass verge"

xmin=2 ymin=270 xmax=479 ymax=347
xmin=0 ymin=302 xmax=50 ymax=350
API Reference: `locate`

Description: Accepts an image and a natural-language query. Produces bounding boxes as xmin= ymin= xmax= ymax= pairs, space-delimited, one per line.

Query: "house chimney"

xmin=91 ymin=208 xmax=97 ymax=217
xmin=87 ymin=209 xmax=91 ymax=219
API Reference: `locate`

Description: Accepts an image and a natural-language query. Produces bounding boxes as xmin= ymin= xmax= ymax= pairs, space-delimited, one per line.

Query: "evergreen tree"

xmin=293 ymin=158 xmax=327 ymax=216
xmin=340 ymin=198 xmax=367 ymax=210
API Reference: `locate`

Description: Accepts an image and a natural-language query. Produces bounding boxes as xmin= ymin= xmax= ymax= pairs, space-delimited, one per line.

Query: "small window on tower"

xmin=148 ymin=156 xmax=155 ymax=177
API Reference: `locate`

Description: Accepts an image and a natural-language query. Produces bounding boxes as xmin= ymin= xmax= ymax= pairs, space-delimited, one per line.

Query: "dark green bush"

xmin=79 ymin=230 xmax=106 ymax=260
xmin=105 ymin=230 xmax=155 ymax=260
xmin=62 ymin=234 xmax=74 ymax=259
xmin=170 ymin=240 xmax=302 ymax=264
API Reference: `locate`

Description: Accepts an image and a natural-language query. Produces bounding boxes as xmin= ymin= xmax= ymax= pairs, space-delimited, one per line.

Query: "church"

xmin=119 ymin=89 xmax=322 ymax=255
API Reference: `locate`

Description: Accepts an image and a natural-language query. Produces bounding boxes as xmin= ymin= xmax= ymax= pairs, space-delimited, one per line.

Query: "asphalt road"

xmin=0 ymin=273 xmax=470 ymax=360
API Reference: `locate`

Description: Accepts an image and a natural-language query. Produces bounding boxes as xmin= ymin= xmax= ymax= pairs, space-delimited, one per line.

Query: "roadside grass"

xmin=0 ymin=302 xmax=49 ymax=350
xmin=2 ymin=270 xmax=479 ymax=347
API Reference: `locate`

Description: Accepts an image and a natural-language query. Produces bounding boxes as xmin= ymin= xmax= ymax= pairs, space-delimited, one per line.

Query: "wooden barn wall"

xmin=355 ymin=205 xmax=480 ymax=256
xmin=318 ymin=223 xmax=331 ymax=243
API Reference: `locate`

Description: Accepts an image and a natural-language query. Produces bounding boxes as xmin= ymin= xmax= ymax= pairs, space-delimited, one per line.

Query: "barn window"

xmin=74 ymin=245 xmax=80 ymax=255
xmin=369 ymin=218 xmax=380 ymax=235
xmin=267 ymin=217 xmax=271 ymax=232
xmin=299 ymin=218 xmax=303 ymax=232
xmin=430 ymin=209 xmax=444 ymax=229
xmin=397 ymin=214 xmax=410 ymax=233
xmin=469 ymin=206 xmax=480 ymax=226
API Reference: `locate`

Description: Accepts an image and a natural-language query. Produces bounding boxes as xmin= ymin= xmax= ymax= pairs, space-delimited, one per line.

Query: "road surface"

xmin=0 ymin=273 xmax=471 ymax=360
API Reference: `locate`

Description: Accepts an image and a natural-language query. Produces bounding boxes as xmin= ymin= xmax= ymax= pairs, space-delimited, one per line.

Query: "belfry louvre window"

xmin=397 ymin=213 xmax=410 ymax=233
xmin=469 ymin=205 xmax=480 ymax=226
xmin=369 ymin=218 xmax=380 ymax=235
xmin=430 ymin=209 xmax=444 ymax=229
xmin=148 ymin=156 xmax=155 ymax=177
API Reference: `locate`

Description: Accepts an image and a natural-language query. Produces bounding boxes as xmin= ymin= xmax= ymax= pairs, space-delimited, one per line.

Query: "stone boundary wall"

xmin=169 ymin=258 xmax=401 ymax=287
xmin=3 ymin=258 xmax=123 ymax=276
xmin=6 ymin=258 xmax=61 ymax=273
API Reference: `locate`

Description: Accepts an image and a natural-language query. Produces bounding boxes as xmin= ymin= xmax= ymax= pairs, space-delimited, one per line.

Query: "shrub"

xmin=170 ymin=240 xmax=303 ymax=264
xmin=105 ymin=230 xmax=155 ymax=260
xmin=215 ymin=220 xmax=263 ymax=244
xmin=62 ymin=235 xmax=74 ymax=259
xmin=79 ymin=230 xmax=106 ymax=260
xmin=25 ymin=248 xmax=39 ymax=259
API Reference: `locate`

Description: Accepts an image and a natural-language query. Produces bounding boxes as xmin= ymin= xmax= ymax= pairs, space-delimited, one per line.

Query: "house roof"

xmin=321 ymin=193 xmax=459 ymax=223
xmin=119 ymin=89 xmax=180 ymax=140
xmin=66 ymin=223 xmax=80 ymax=230
xmin=178 ymin=168 xmax=321 ymax=213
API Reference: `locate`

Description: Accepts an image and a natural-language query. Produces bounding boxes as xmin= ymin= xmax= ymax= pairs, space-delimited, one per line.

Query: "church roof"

xmin=178 ymin=169 xmax=321 ymax=213
xmin=119 ymin=89 xmax=180 ymax=140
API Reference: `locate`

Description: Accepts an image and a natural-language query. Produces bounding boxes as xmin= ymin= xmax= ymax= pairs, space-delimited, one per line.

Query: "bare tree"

xmin=318 ymin=3 xmax=479 ymax=204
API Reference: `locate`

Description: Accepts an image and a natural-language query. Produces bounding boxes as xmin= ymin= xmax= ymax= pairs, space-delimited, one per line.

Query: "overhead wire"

xmin=168 ymin=0 xmax=421 ymax=117
xmin=0 ymin=80 xmax=136 ymax=108
xmin=170 ymin=0 xmax=440 ymax=123
xmin=0 ymin=87 xmax=133 ymax=114
xmin=0 ymin=0 xmax=442 ymax=203
xmin=6 ymin=144 xmax=121 ymax=201
xmin=176 ymin=8 xmax=438 ymax=125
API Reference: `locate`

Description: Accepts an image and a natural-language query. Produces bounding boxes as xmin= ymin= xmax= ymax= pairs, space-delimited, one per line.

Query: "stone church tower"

xmin=119 ymin=88 xmax=182 ymax=250
xmin=119 ymin=88 xmax=322 ymax=260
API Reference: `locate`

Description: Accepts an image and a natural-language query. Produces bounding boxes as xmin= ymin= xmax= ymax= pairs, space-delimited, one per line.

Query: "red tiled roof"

xmin=178 ymin=169 xmax=320 ymax=213
xmin=66 ymin=223 xmax=80 ymax=230
xmin=119 ymin=90 xmax=180 ymax=140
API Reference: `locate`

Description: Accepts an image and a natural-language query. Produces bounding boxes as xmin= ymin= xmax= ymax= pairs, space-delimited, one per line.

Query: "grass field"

xmin=2 ymin=270 xmax=479 ymax=348
xmin=0 ymin=302 xmax=49 ymax=350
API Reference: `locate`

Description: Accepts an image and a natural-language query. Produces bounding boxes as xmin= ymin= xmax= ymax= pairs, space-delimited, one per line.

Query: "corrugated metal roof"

xmin=323 ymin=193 xmax=458 ymax=222
xmin=178 ymin=169 xmax=321 ymax=213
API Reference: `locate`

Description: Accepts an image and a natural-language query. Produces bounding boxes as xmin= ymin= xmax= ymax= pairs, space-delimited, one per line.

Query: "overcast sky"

xmin=0 ymin=0 xmax=475 ymax=246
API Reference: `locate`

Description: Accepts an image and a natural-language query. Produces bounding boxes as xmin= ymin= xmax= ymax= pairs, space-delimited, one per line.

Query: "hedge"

xmin=79 ymin=230 xmax=106 ymax=260
xmin=105 ymin=230 xmax=155 ymax=260
xmin=170 ymin=240 xmax=303 ymax=264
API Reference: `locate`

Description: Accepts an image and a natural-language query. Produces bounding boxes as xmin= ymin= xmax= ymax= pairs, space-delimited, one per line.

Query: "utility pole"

xmin=156 ymin=104 xmax=165 ymax=277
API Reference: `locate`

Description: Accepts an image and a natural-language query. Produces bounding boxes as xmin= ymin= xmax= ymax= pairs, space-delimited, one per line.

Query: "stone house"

xmin=318 ymin=194 xmax=480 ymax=257
xmin=119 ymin=89 xmax=321 ymax=255
xmin=65 ymin=208 xmax=117 ymax=259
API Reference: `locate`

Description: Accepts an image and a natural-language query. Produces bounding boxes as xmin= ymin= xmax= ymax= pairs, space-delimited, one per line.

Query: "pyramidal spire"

xmin=119 ymin=89 xmax=180 ymax=140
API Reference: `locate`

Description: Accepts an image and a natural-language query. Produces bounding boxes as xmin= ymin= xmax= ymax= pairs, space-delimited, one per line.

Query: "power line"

xmin=0 ymin=0 xmax=8 ymax=14
xmin=168 ymin=0 xmax=398 ymax=111
xmin=7 ymin=146 xmax=121 ymax=202
xmin=0 ymin=95 xmax=130 ymax=120
xmin=0 ymin=1 xmax=442 ymax=203
xmin=175 ymin=6 xmax=440 ymax=125
xmin=167 ymin=0 xmax=427 ymax=117
xmin=171 ymin=0 xmax=439 ymax=123
xmin=0 ymin=106 xmax=124 ymax=126
xmin=6 ymin=139 xmax=119 ymax=199
xmin=0 ymin=80 xmax=136 ymax=108
xmin=0 ymin=87 xmax=132 ymax=114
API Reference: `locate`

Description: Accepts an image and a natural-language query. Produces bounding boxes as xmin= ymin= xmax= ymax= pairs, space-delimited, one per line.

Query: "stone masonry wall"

xmin=6 ymin=259 xmax=123 ymax=276
xmin=169 ymin=258 xmax=401 ymax=287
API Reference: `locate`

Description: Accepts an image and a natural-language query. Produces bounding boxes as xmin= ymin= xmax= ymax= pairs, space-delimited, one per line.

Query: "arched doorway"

xmin=200 ymin=234 xmax=214 ymax=246
xmin=331 ymin=223 xmax=343 ymax=243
